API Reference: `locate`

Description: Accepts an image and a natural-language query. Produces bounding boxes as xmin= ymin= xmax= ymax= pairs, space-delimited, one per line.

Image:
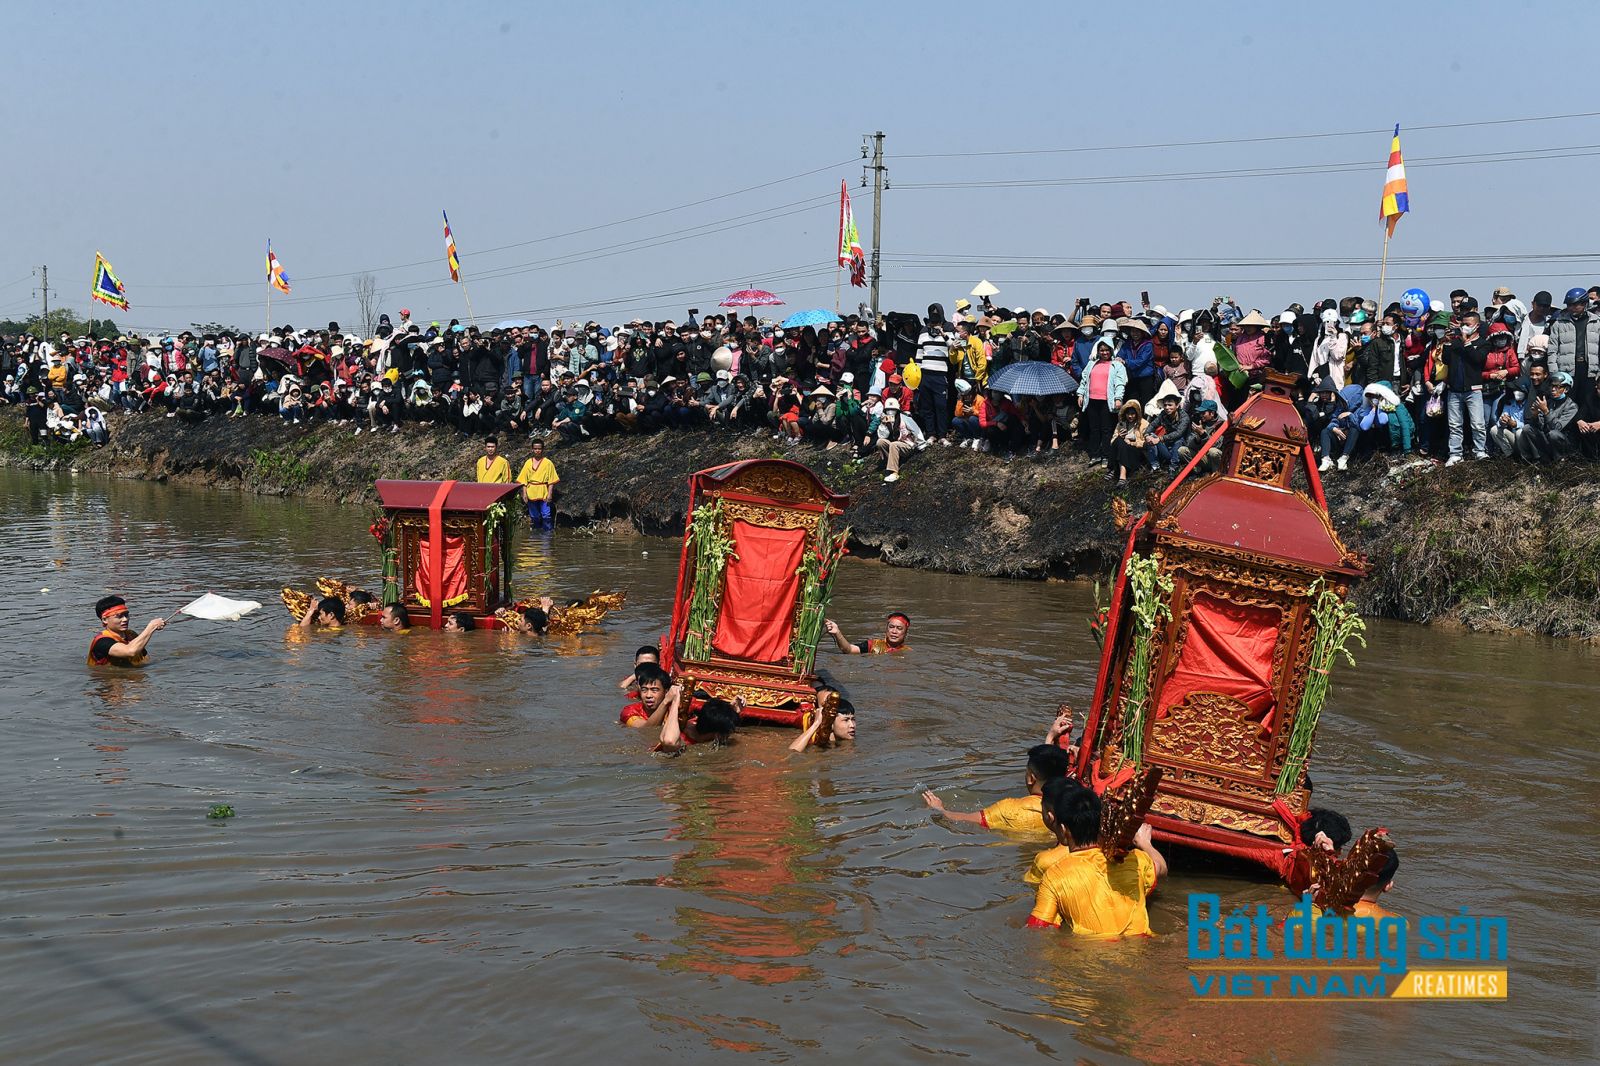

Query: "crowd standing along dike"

xmin=5 ymin=411 xmax=1599 ymax=640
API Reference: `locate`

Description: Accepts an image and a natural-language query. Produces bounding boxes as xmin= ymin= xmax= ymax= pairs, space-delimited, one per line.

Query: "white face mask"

xmin=1380 ymin=325 xmax=1393 ymax=336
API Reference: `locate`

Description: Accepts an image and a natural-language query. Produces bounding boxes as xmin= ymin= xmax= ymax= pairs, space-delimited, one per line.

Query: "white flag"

xmin=178 ymin=593 xmax=263 ymax=621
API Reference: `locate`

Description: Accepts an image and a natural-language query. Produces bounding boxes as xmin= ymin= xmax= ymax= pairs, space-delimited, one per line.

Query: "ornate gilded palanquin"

xmin=666 ymin=460 xmax=850 ymax=726
xmin=1077 ymin=374 xmax=1368 ymax=867
xmin=375 ymin=480 xmax=521 ymax=629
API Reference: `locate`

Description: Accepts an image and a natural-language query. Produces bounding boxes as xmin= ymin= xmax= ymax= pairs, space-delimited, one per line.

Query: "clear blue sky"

xmin=3 ymin=0 xmax=1595 ymax=333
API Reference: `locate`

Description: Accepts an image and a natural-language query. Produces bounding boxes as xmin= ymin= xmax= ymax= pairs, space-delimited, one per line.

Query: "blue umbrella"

xmin=495 ymin=318 xmax=533 ymax=330
xmin=781 ymin=308 xmax=842 ymax=329
xmin=987 ymin=360 xmax=1078 ymax=397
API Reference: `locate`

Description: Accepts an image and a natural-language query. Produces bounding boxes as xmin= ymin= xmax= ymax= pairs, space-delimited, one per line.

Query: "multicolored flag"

xmin=90 ymin=252 xmax=128 ymax=311
xmin=1380 ymin=124 xmax=1409 ymax=238
xmin=444 ymin=211 xmax=461 ymax=282
xmin=266 ymin=241 xmax=291 ymax=294
xmin=838 ymin=180 xmax=866 ymax=287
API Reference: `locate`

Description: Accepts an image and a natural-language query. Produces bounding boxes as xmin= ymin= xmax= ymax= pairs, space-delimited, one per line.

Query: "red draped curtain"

xmin=712 ymin=521 xmax=806 ymax=663
xmin=416 ymin=533 xmax=469 ymax=607
xmin=1157 ymin=592 xmax=1281 ymax=734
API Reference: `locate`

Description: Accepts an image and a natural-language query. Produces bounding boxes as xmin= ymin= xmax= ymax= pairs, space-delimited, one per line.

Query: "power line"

xmin=894 ymin=144 xmax=1600 ymax=191
xmin=132 ymin=159 xmax=858 ymax=291
xmin=883 ymin=252 xmax=1600 ymax=269
xmin=892 ymin=110 xmax=1600 ymax=160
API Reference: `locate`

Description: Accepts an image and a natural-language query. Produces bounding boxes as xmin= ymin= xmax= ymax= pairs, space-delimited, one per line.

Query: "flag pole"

xmin=266 ymin=281 xmax=273 ymax=335
xmin=1377 ymin=227 xmax=1391 ymax=314
xmin=460 ymin=271 xmax=478 ymax=328
xmin=835 ymin=264 xmax=841 ymax=314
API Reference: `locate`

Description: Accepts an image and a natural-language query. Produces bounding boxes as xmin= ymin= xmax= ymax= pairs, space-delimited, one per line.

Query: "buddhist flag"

xmin=266 ymin=241 xmax=291 ymax=294
xmin=838 ymin=180 xmax=866 ymax=287
xmin=90 ymin=252 xmax=128 ymax=311
xmin=1380 ymin=124 xmax=1409 ymax=238
xmin=444 ymin=210 xmax=461 ymax=282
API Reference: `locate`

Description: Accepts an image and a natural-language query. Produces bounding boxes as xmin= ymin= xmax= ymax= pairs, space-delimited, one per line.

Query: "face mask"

xmin=1432 ymin=328 xmax=1447 ymax=340
xmin=1380 ymin=325 xmax=1393 ymax=337
xmin=1360 ymin=335 xmax=1373 ymax=346
xmin=1513 ymin=390 xmax=1526 ymax=402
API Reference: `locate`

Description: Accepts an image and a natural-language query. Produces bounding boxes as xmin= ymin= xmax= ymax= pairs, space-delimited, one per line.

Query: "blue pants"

xmin=526 ymin=498 xmax=553 ymax=531
xmin=1145 ymin=439 xmax=1181 ymax=469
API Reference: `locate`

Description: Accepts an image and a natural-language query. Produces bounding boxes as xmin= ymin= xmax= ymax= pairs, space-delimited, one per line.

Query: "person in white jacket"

xmin=1307 ymin=309 xmax=1348 ymax=390
xmin=874 ymin=397 xmax=925 ymax=483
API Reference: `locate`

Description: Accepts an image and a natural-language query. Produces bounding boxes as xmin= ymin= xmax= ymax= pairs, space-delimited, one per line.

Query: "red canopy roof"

xmin=376 ymin=479 xmax=522 ymax=513
xmin=1158 ymin=376 xmax=1364 ymax=576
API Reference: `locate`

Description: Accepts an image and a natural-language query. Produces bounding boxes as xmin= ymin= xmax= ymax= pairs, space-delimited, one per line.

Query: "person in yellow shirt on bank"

xmin=515 ymin=439 xmax=559 ymax=531
xmin=474 ymin=436 xmax=511 ymax=483
xmin=1027 ymin=779 xmax=1157 ymax=938
xmin=921 ymin=744 xmax=1071 ymax=835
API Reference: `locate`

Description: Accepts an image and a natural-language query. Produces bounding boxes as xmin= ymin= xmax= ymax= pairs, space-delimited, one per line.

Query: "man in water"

xmin=824 ymin=612 xmax=910 ymax=655
xmin=788 ymin=695 xmax=858 ymax=752
xmin=298 ymin=596 xmax=346 ymax=629
xmin=922 ymin=744 xmax=1071 ymax=834
xmin=88 ymin=595 xmax=164 ymax=667
xmin=378 ymin=603 xmax=412 ymax=631
xmin=515 ymin=439 xmax=559 ymax=531
xmin=474 ymin=436 xmax=510 ymax=483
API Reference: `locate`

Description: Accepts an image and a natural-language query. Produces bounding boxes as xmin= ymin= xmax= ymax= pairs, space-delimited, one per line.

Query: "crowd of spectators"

xmin=4 ymin=285 xmax=1598 ymax=481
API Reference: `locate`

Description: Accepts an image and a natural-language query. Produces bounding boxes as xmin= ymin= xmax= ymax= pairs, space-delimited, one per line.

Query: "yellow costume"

xmin=1025 ymin=844 xmax=1069 ymax=885
xmin=494 ymin=590 xmax=626 ymax=635
xmin=475 ymin=454 xmax=511 ymax=483
xmin=516 ymin=456 xmax=560 ymax=501
xmin=981 ymin=795 xmax=1047 ymax=834
xmin=1029 ymin=848 xmax=1155 ymax=937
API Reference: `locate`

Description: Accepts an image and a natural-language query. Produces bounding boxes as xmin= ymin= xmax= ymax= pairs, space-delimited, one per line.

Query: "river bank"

xmin=6 ymin=411 xmax=1598 ymax=639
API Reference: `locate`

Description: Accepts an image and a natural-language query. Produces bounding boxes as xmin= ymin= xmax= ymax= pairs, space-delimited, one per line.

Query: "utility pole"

xmin=38 ymin=265 xmax=50 ymax=344
xmin=863 ymin=131 xmax=887 ymax=319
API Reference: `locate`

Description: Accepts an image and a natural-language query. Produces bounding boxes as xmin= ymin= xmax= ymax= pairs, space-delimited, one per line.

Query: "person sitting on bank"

xmin=1517 ymin=370 xmax=1579 ymax=462
xmin=378 ymin=603 xmax=412 ymax=631
xmin=824 ymin=612 xmax=910 ymax=655
xmin=874 ymin=396 xmax=926 ymax=484
xmin=921 ymin=744 xmax=1072 ymax=834
xmin=88 ymin=595 xmax=165 ymax=667
xmin=788 ymin=693 xmax=859 ymax=752
xmin=299 ymin=595 xmax=347 ymax=629
xmin=656 ymin=694 xmax=738 ymax=753
xmin=474 ymin=436 xmax=511 ymax=483
xmin=515 ymin=439 xmax=559 ymax=532
xmin=620 ymin=662 xmax=676 ymax=729
xmin=1026 ymin=779 xmax=1156 ymax=938
xmin=1177 ymin=399 xmax=1227 ymax=473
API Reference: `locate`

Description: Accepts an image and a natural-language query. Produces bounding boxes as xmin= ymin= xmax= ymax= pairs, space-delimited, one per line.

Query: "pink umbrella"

xmin=719 ymin=287 xmax=784 ymax=310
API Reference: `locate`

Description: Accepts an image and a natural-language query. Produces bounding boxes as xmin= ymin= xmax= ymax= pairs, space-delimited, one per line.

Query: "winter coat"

xmin=1076 ymin=357 xmax=1128 ymax=411
xmin=1546 ymin=311 xmax=1600 ymax=379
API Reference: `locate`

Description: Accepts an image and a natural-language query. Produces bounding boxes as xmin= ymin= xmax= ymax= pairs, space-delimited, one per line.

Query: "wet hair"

xmin=520 ymin=606 xmax=550 ymax=634
xmin=1046 ymin=778 xmax=1102 ymax=847
xmin=634 ymin=645 xmax=660 ymax=663
xmin=886 ymin=611 xmax=911 ymax=626
xmin=385 ymin=603 xmax=412 ymax=628
xmin=315 ymin=596 xmax=347 ymax=624
xmin=1374 ymin=849 xmax=1400 ymax=890
xmin=348 ymin=590 xmax=375 ymax=605
xmin=95 ymin=595 xmax=127 ymax=618
xmin=1026 ymin=743 xmax=1072 ymax=784
xmin=450 ymin=611 xmax=475 ymax=631
xmin=694 ymin=698 xmax=739 ymax=739
xmin=1300 ymin=808 xmax=1353 ymax=851
xmin=634 ymin=662 xmax=671 ymax=690
xmin=834 ymin=697 xmax=856 ymax=718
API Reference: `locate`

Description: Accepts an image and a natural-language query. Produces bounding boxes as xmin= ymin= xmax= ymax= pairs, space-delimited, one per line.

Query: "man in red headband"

xmin=88 ymin=595 xmax=165 ymax=667
xmin=824 ymin=612 xmax=911 ymax=655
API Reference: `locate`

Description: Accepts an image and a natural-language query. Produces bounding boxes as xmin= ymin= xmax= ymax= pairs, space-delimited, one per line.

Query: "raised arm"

xmin=788 ymin=713 xmax=825 ymax=754
xmin=824 ymin=618 xmax=860 ymax=654
xmin=922 ymin=789 xmax=984 ymax=824
xmin=111 ymin=618 xmax=165 ymax=655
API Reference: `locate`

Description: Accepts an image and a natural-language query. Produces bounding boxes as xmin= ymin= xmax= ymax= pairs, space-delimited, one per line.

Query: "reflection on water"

xmin=1 ymin=468 xmax=1596 ymax=1065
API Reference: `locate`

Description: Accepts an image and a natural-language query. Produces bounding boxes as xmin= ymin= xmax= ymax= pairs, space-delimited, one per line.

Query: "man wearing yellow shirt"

xmin=1027 ymin=780 xmax=1157 ymax=938
xmin=1025 ymin=779 xmax=1167 ymax=892
xmin=516 ymin=439 xmax=560 ymax=531
xmin=921 ymin=744 xmax=1069 ymax=835
xmin=475 ymin=437 xmax=511 ymax=483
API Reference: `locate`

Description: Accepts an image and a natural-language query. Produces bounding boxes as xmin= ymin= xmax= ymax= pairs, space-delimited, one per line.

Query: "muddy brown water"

xmin=1 ymin=469 xmax=1594 ymax=1065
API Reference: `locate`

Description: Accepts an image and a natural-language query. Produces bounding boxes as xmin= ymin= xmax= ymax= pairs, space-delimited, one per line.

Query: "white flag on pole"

xmin=178 ymin=593 xmax=263 ymax=621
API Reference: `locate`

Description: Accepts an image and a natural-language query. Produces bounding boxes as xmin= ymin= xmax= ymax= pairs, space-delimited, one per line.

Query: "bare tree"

xmin=353 ymin=273 xmax=383 ymax=336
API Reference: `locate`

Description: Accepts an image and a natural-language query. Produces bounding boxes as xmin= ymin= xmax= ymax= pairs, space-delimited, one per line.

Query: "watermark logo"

xmin=1186 ymin=893 xmax=1508 ymax=1001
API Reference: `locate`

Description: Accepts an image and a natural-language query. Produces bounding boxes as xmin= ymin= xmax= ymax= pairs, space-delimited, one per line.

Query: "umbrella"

xmin=970 ymin=279 xmax=1000 ymax=298
xmin=495 ymin=318 xmax=533 ymax=330
xmin=781 ymin=309 xmax=842 ymax=329
xmin=987 ymin=360 xmax=1078 ymax=397
xmin=720 ymin=288 xmax=784 ymax=309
